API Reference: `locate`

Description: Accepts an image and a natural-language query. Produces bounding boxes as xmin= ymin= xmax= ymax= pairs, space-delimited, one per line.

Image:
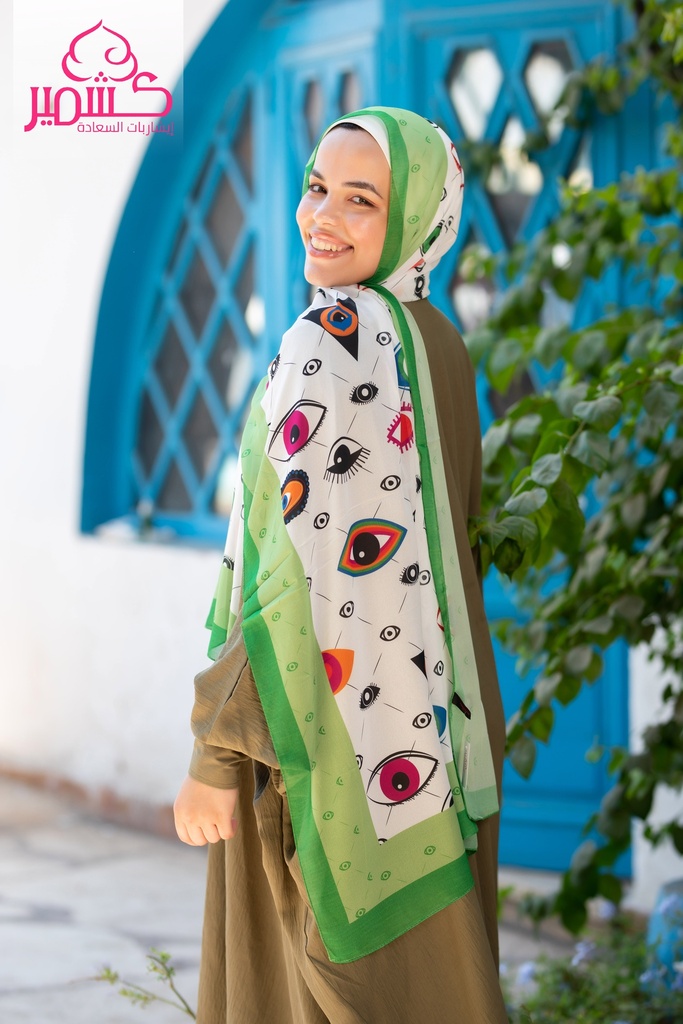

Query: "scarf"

xmin=205 ymin=107 xmax=498 ymax=964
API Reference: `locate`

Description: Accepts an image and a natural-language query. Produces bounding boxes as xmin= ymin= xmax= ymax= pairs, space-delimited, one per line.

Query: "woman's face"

xmin=296 ymin=127 xmax=390 ymax=289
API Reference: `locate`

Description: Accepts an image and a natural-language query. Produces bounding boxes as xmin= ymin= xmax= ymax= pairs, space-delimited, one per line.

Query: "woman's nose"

xmin=313 ymin=194 xmax=339 ymax=225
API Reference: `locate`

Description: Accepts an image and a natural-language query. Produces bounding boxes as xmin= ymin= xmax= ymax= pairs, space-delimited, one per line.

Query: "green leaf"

xmin=492 ymin=537 xmax=524 ymax=578
xmin=555 ymin=675 xmax=581 ymax=707
xmin=509 ymin=735 xmax=537 ymax=778
xmin=573 ymin=395 xmax=623 ymax=431
xmin=609 ymin=594 xmax=645 ymax=621
xmin=621 ymin=492 xmax=647 ymax=530
xmin=481 ymin=421 xmax=510 ymax=469
xmin=570 ymin=429 xmax=610 ymax=472
xmin=564 ymin=645 xmax=593 ymax=676
xmin=528 ymin=705 xmax=555 ymax=743
xmin=644 ymin=382 xmax=680 ymax=419
xmin=504 ymin=487 xmax=548 ymax=516
xmin=530 ymin=452 xmax=563 ymax=486
xmin=597 ymin=872 xmax=622 ymax=905
xmin=534 ymin=674 xmax=562 ymax=707
xmin=499 ymin=515 xmax=540 ymax=547
xmin=489 ymin=338 xmax=525 ymax=393
xmin=585 ymin=615 xmax=614 ymax=635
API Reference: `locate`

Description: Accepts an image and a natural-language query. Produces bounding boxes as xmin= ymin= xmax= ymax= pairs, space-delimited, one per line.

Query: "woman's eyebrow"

xmin=309 ymin=168 xmax=383 ymax=199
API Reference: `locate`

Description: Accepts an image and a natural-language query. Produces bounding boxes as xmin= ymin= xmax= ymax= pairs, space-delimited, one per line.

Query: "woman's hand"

xmin=173 ymin=775 xmax=238 ymax=846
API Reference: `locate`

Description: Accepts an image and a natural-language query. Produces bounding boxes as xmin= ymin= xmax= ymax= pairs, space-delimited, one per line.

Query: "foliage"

xmin=463 ymin=0 xmax=683 ymax=931
xmin=505 ymin=916 xmax=683 ymax=1024
xmin=95 ymin=948 xmax=196 ymax=1018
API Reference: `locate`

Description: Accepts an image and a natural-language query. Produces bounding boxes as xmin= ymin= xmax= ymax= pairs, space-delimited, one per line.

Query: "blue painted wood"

xmin=82 ymin=0 xmax=654 ymax=871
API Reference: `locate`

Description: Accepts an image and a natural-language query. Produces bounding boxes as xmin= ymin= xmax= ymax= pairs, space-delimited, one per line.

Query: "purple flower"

xmin=657 ymin=893 xmax=683 ymax=921
xmin=571 ymin=940 xmax=597 ymax=967
xmin=517 ymin=961 xmax=536 ymax=986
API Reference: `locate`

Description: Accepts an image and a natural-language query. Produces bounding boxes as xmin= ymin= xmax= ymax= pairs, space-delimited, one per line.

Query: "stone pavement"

xmin=0 ymin=776 xmax=573 ymax=1023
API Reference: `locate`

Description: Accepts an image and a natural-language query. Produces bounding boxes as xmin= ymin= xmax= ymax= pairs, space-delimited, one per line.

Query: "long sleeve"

xmin=188 ymin=613 xmax=251 ymax=789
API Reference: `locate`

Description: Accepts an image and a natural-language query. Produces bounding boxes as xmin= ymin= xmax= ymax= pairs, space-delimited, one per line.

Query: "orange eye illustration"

xmin=338 ymin=519 xmax=406 ymax=577
xmin=322 ymin=649 xmax=355 ymax=695
xmin=281 ymin=469 xmax=309 ymax=524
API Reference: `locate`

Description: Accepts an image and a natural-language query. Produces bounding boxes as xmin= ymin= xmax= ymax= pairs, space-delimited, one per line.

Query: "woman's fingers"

xmin=173 ymin=775 xmax=240 ymax=846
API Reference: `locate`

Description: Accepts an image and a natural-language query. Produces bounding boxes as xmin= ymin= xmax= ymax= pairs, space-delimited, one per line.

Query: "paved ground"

xmin=0 ymin=777 xmax=574 ymax=1023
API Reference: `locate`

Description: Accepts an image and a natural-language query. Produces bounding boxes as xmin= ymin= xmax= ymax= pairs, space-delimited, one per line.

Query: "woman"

xmin=174 ymin=107 xmax=508 ymax=1024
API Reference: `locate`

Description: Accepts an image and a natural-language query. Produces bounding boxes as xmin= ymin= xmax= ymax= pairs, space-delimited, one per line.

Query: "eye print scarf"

xmin=206 ymin=107 xmax=498 ymax=963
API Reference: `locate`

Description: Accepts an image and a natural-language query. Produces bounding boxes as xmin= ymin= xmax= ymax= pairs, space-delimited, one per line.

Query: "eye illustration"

xmin=338 ymin=519 xmax=406 ymax=577
xmin=380 ymin=475 xmax=401 ymax=491
xmin=419 ymin=568 xmax=431 ymax=585
xmin=268 ymin=400 xmax=326 ymax=461
xmin=379 ymin=625 xmax=400 ymax=641
xmin=304 ymin=299 xmax=359 ymax=359
xmin=281 ymin=469 xmax=309 ymax=525
xmin=303 ymin=358 xmax=322 ymax=376
xmin=359 ymin=684 xmax=380 ymax=709
xmin=322 ymin=649 xmax=354 ymax=695
xmin=314 ymin=512 xmax=330 ymax=529
xmin=366 ymin=751 xmax=438 ymax=805
xmin=400 ymin=562 xmax=419 ymax=586
xmin=376 ymin=331 xmax=392 ymax=346
xmin=387 ymin=403 xmax=415 ymax=452
xmin=356 ymin=754 xmax=363 ymax=769
xmin=434 ymin=660 xmax=444 ymax=676
xmin=433 ymin=705 xmax=447 ymax=737
xmin=222 ymin=555 xmax=235 ymax=570
xmin=324 ymin=436 xmax=370 ymax=484
xmin=416 ymin=476 xmax=422 ymax=492
xmin=393 ymin=344 xmax=410 ymax=388
xmin=269 ymin=353 xmax=280 ymax=380
xmin=339 ymin=600 xmax=354 ymax=618
xmin=350 ymin=381 xmax=378 ymax=405
xmin=412 ymin=712 xmax=432 ymax=729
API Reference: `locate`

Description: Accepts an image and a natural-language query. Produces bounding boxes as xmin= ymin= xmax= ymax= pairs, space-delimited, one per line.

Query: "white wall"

xmin=627 ymin=645 xmax=683 ymax=911
xmin=1 ymin=0 xmax=227 ymax=805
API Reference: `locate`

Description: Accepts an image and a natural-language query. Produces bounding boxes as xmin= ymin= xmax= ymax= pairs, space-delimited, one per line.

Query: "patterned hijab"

xmin=206 ymin=107 xmax=498 ymax=963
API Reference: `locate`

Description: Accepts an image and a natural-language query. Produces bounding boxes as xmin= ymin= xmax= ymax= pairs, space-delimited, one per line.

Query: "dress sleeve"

xmin=188 ymin=614 xmax=250 ymax=790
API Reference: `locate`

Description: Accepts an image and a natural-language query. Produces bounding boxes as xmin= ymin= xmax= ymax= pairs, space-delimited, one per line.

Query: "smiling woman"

xmin=296 ymin=124 xmax=390 ymax=287
xmin=173 ymin=106 xmax=507 ymax=1024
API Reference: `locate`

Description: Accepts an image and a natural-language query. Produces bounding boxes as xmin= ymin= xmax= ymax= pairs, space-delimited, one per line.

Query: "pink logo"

xmin=25 ymin=20 xmax=174 ymax=135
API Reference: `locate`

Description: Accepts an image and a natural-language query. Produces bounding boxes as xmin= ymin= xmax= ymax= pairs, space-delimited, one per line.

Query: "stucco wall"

xmin=1 ymin=0 xmax=227 ymax=806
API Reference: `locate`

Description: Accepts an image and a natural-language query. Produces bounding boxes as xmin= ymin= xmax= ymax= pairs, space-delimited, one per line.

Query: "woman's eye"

xmin=366 ymin=752 xmax=438 ymax=805
xmin=324 ymin=436 xmax=369 ymax=483
xmin=359 ymin=684 xmax=380 ymax=709
xmin=338 ymin=518 xmax=407 ymax=577
xmin=351 ymin=195 xmax=373 ymax=206
xmin=350 ymin=381 xmax=378 ymax=405
xmin=268 ymin=400 xmax=326 ymax=461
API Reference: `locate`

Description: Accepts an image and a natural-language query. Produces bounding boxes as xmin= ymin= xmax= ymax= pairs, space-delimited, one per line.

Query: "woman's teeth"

xmin=311 ymin=238 xmax=349 ymax=252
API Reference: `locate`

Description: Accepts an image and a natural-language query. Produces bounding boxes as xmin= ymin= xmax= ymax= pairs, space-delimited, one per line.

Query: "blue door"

xmin=85 ymin=0 xmax=640 ymax=871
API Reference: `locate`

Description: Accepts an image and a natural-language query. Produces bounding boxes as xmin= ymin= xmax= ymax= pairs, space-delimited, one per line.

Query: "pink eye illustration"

xmin=366 ymin=751 xmax=438 ymax=805
xmin=268 ymin=400 xmax=326 ymax=461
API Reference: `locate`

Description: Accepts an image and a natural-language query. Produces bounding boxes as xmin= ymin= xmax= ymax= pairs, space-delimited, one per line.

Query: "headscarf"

xmin=205 ymin=108 xmax=498 ymax=964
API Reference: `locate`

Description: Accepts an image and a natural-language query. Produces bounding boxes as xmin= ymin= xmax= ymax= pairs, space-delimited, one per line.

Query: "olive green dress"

xmin=187 ymin=300 xmax=508 ymax=1024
